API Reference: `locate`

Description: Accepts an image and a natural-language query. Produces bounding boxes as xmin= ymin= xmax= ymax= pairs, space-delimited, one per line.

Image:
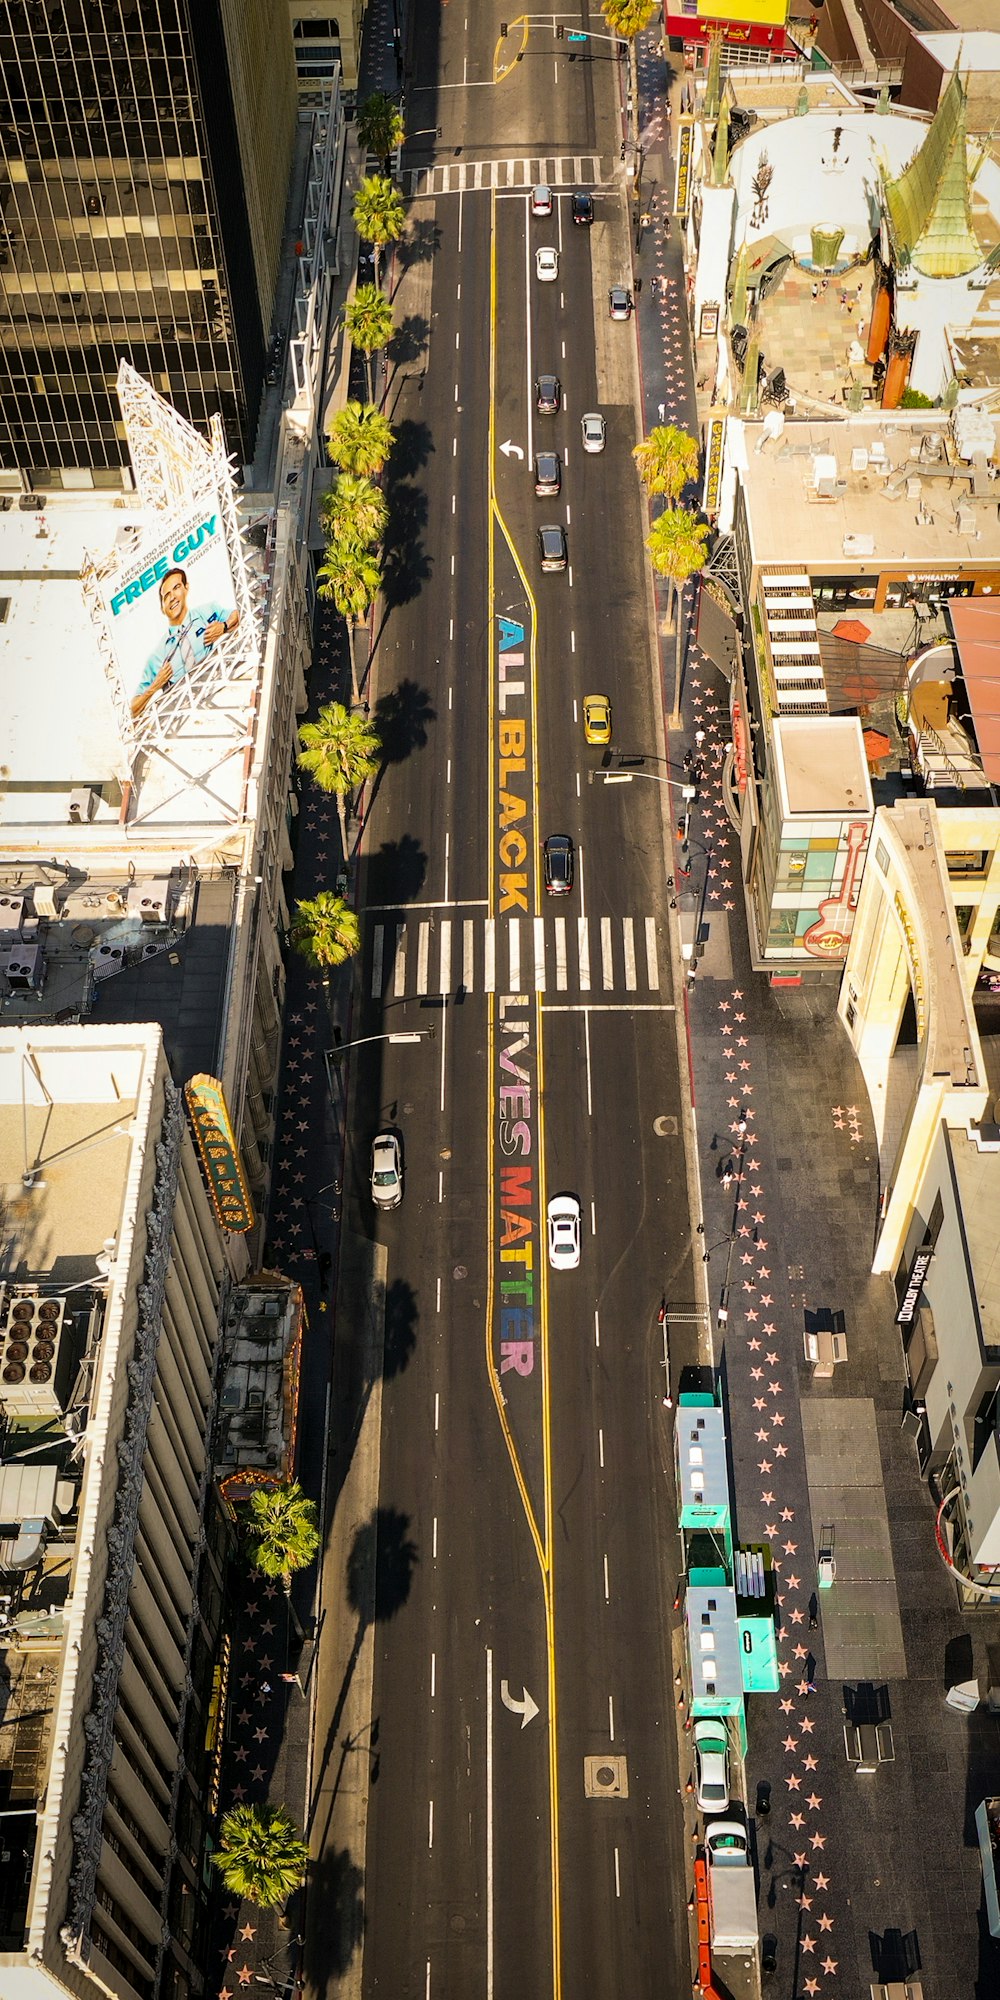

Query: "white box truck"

xmin=706 ymin=1821 xmax=759 ymax=1954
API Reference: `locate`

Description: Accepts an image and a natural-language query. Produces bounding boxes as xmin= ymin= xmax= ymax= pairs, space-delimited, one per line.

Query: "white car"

xmin=535 ymin=245 xmax=559 ymax=283
xmin=547 ymin=1193 xmax=581 ymax=1269
xmin=581 ymin=411 xmax=606 ymax=454
xmin=370 ymin=1131 xmax=402 ymax=1210
xmin=531 ymin=183 xmax=552 ymax=217
xmin=693 ymin=1721 xmax=730 ymax=1814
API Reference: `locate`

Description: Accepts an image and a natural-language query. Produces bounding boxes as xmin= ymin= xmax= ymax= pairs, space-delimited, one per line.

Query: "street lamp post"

xmin=714 ymin=1112 xmax=750 ymax=1331
xmin=323 ymin=1028 xmax=435 ymax=1100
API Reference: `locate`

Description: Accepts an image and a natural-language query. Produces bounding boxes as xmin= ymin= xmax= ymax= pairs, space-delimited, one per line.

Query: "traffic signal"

xmin=500 ymin=21 xmax=508 ymax=34
xmin=556 ymin=23 xmax=564 ymax=34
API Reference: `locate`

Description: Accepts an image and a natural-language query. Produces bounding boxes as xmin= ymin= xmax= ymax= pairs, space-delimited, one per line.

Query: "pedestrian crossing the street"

xmin=405 ymin=155 xmax=609 ymax=198
xmin=367 ymin=912 xmax=664 ymax=1001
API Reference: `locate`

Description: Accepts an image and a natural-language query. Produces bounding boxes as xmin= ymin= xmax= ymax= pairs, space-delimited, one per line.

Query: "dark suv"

xmin=538 ymin=524 xmax=567 ymax=572
xmin=571 ymin=191 xmax=594 ymax=225
xmin=543 ymin=835 xmax=574 ymax=895
xmin=534 ymin=450 xmax=561 ymax=496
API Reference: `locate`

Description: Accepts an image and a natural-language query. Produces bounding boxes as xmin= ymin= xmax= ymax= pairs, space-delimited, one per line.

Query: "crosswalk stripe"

xmin=623 ymin=917 xmax=637 ymax=991
xmin=368 ymin=915 xmax=664 ymax=999
xmin=645 ymin=917 xmax=659 ymax=991
xmin=555 ymin=917 xmax=568 ymax=991
xmin=405 ymin=155 xmax=607 ymax=197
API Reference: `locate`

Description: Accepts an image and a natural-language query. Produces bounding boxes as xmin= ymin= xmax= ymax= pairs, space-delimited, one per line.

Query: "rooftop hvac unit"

xmin=126 ymin=877 xmax=172 ymax=924
xmin=67 ymin=788 xmax=95 ymax=824
xmin=842 ymin=534 xmax=875 ymax=557
xmin=31 ymin=885 xmax=60 ymax=919
xmin=0 ymin=894 xmax=25 ymax=939
xmin=0 ymin=1289 xmax=75 ymax=1417
xmin=5 ymin=944 xmax=46 ymax=991
xmin=956 ymin=504 xmax=976 ymax=535
xmin=812 ymin=452 xmax=838 ymax=497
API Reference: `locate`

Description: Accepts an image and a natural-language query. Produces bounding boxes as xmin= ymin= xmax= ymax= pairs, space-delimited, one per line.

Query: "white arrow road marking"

xmin=499 ymin=439 xmax=525 ymax=459
xmin=500 ymin=1679 xmax=540 ymax=1728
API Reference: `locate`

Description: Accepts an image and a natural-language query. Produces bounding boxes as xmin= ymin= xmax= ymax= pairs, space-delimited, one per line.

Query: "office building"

xmin=0 ymin=1024 xmax=229 ymax=2000
xmin=0 ymin=0 xmax=297 ymax=486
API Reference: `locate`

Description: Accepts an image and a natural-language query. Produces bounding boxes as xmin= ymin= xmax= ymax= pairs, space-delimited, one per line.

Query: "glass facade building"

xmin=0 ymin=0 xmax=297 ymax=486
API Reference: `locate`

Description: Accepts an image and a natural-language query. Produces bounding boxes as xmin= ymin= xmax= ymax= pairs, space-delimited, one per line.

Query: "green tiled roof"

xmin=884 ymin=67 xmax=982 ymax=278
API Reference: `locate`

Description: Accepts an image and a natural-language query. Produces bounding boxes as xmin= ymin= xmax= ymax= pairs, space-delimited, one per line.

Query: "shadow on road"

xmin=363 ymin=832 xmax=428 ymax=904
xmin=303 ymin=1843 xmax=365 ymax=1990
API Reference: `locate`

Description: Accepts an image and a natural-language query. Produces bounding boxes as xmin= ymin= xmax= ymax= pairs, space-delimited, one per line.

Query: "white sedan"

xmin=547 ymin=1193 xmax=581 ymax=1269
xmin=581 ymin=411 xmax=606 ymax=454
xmin=535 ymin=245 xmax=559 ymax=283
xmin=693 ymin=1720 xmax=730 ymax=1813
xmin=370 ymin=1131 xmax=402 ymax=1210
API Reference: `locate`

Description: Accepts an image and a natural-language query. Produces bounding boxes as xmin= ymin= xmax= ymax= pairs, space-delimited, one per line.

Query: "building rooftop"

xmin=732 ymin=414 xmax=1000 ymax=571
xmin=916 ymin=29 xmax=1000 ymax=67
xmin=773 ymin=716 xmax=873 ymax=816
xmin=950 ymin=1130 xmax=1000 ymax=1346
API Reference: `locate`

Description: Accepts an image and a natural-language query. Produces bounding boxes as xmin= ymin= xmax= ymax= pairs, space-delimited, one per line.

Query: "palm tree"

xmin=298 ymin=700 xmax=381 ymax=852
xmin=602 ymin=0 xmax=656 ymax=32
xmin=633 ymin=424 xmax=700 ymax=508
xmin=646 ymin=509 xmax=710 ymax=726
xmin=327 ymin=399 xmax=394 ymax=477
xmin=356 ymin=91 xmax=405 ymax=174
xmin=353 ymin=174 xmax=406 ymax=285
xmin=291 ymin=891 xmax=362 ymax=974
xmin=345 ymin=284 xmax=396 ymax=398
xmin=241 ymin=1479 xmax=322 ymax=1579
xmin=212 ymin=1803 xmax=308 ymax=1910
xmin=321 ymin=472 xmax=388 ymax=554
xmin=316 ymin=537 xmax=383 ymax=703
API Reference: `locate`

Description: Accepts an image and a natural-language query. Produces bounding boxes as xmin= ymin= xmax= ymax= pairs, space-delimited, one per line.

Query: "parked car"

xmin=535 ymin=373 xmax=561 ymax=414
xmin=608 ymin=284 xmax=633 ymax=320
xmin=370 ymin=1131 xmax=402 ymax=1210
xmin=547 ymin=1193 xmax=581 ymax=1269
xmin=581 ymin=411 xmax=606 ymax=454
xmin=534 ymin=450 xmax=561 ymax=496
xmin=535 ymin=245 xmax=559 ymax=282
xmin=543 ymin=833 xmax=573 ymax=894
xmin=571 ymin=190 xmax=594 ymax=225
xmin=693 ymin=1720 xmax=731 ymax=1814
xmin=538 ymin=524 xmax=567 ymax=572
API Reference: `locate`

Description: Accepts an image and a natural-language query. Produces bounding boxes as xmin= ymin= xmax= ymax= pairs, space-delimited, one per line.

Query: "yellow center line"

xmin=484 ymin=182 xmax=562 ymax=2000
xmin=493 ymin=15 xmax=530 ymax=86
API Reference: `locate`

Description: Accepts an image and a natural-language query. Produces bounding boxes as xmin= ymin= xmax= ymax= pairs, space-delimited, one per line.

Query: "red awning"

xmin=948 ymin=599 xmax=1000 ymax=784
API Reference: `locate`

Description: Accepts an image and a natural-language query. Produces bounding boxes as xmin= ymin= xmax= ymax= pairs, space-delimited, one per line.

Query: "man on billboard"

xmin=131 ymin=566 xmax=239 ymax=718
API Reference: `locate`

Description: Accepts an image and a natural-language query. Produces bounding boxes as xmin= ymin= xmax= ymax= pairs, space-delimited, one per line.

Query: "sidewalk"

xmin=208 ymin=8 xmax=409 ymax=2000
xmin=630 ymin=20 xmax=1000 ymax=2000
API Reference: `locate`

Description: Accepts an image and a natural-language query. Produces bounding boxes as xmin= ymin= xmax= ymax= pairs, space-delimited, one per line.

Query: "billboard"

xmin=99 ymin=497 xmax=241 ymax=722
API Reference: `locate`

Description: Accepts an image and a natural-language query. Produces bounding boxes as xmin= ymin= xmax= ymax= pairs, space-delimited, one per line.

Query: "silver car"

xmin=581 ymin=411 xmax=606 ymax=454
xmin=371 ymin=1131 xmax=402 ymax=1209
xmin=693 ymin=1720 xmax=730 ymax=1814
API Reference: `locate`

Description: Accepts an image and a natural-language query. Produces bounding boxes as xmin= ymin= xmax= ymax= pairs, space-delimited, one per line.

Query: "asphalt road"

xmin=346 ymin=9 xmax=697 ymax=1997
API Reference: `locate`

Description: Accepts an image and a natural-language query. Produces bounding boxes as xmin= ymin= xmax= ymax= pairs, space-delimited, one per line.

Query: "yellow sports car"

xmin=583 ymin=693 xmax=612 ymax=746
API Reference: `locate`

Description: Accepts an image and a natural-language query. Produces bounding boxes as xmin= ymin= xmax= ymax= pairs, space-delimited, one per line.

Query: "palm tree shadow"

xmin=389 ymin=417 xmax=434 ymax=478
xmin=303 ymin=1843 xmax=365 ymax=1990
xmin=387 ymin=314 xmax=430 ymax=367
xmin=391 ymin=216 xmax=441 ymax=301
xmin=374 ymin=678 xmax=436 ymax=763
xmin=308 ymin=1507 xmax=419 ymax=1850
xmin=363 ymin=833 xmax=428 ymax=905
xmin=381 ymin=481 xmax=432 ymax=609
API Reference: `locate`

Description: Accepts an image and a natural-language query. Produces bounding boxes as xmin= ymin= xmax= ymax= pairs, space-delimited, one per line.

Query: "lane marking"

xmin=436 ymin=1276 xmax=442 ymax=1313
xmin=431 ymin=1653 xmax=436 ymax=1699
xmin=577 ymin=917 xmax=591 ymax=991
xmin=428 ymin=1800 xmax=434 ymax=1850
xmin=417 ymin=921 xmax=430 ymax=995
xmin=484 ymin=918 xmax=496 ymax=992
xmin=584 ymin=1007 xmax=593 ymax=1116
xmin=598 ymin=1426 xmax=605 ymax=1468
xmin=486 ymin=1647 xmax=495 ymax=1996
xmin=614 ymin=1849 xmax=621 ymax=1900
xmin=439 ymin=918 xmax=452 ymax=994
xmin=601 ymin=917 xmax=613 ymax=991
xmin=608 ymin=1693 xmax=614 ymax=1738
xmin=594 ymin=1306 xmax=600 ymax=1350
xmin=464 ymin=918 xmax=475 ymax=990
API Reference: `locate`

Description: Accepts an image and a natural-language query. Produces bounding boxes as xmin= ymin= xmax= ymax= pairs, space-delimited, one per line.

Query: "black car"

xmin=535 ymin=372 xmax=561 ymax=414
xmin=571 ymin=191 xmax=594 ymax=226
xmin=538 ymin=524 xmax=567 ymax=572
xmin=534 ymin=450 xmax=561 ymax=496
xmin=543 ymin=834 xmax=574 ymax=895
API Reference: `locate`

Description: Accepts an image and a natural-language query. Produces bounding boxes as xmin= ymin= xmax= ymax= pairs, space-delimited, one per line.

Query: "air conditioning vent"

xmin=0 ymin=1289 xmax=75 ymax=1415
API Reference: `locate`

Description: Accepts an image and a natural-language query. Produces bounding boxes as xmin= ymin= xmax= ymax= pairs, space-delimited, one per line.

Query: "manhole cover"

xmin=584 ymin=1753 xmax=628 ymax=1799
xmin=453 ymin=1265 xmax=467 ymax=1280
